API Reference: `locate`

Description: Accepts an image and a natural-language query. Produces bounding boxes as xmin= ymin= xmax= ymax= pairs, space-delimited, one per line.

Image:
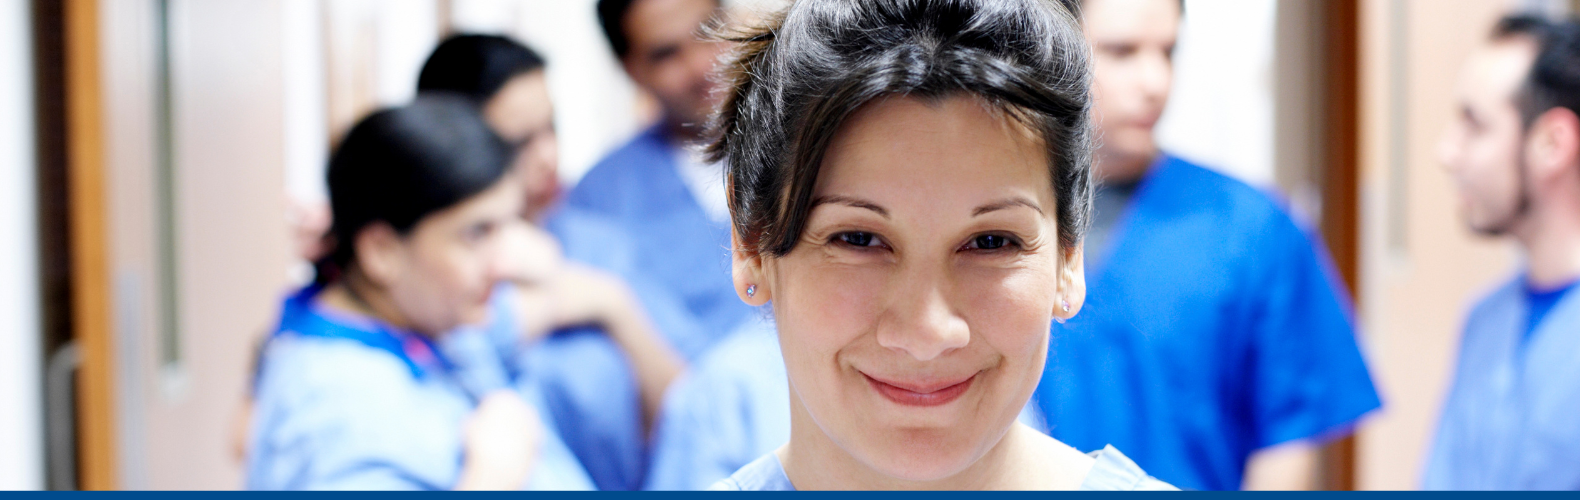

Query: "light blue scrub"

xmin=246 ymin=284 xmax=594 ymax=490
xmin=1036 ymin=155 xmax=1381 ymax=490
xmin=644 ymin=313 xmax=1053 ymax=490
xmin=710 ymin=445 xmax=1177 ymax=491
xmin=644 ymin=314 xmax=788 ymax=491
xmin=527 ymin=206 xmax=709 ymax=491
xmin=1424 ymin=276 xmax=1580 ymax=490
xmin=565 ymin=124 xmax=751 ymax=349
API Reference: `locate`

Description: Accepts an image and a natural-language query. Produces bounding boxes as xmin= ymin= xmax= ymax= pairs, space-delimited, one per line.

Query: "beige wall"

xmin=1354 ymin=0 xmax=1523 ymax=490
xmin=100 ymin=0 xmax=291 ymax=489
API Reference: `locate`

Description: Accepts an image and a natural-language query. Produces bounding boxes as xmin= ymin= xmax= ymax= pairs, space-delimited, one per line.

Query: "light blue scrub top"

xmin=565 ymin=124 xmax=751 ymax=348
xmin=1424 ymin=275 xmax=1580 ymax=490
xmin=710 ymin=445 xmax=1176 ymax=491
xmin=529 ymin=206 xmax=711 ymax=491
xmin=645 ymin=313 xmax=1052 ymax=490
xmin=246 ymin=284 xmax=594 ymax=490
xmin=1036 ymin=155 xmax=1382 ymax=490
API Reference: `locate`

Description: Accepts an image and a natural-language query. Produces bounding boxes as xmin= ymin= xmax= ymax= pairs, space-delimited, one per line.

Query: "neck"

xmin=779 ymin=396 xmax=1071 ymax=490
xmin=1515 ymin=192 xmax=1580 ymax=288
xmin=1094 ymin=148 xmax=1157 ymax=185
xmin=324 ymin=269 xmax=420 ymax=334
xmin=664 ymin=116 xmax=703 ymax=145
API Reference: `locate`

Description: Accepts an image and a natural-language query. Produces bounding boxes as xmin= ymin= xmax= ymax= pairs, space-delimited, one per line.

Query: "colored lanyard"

xmin=273 ymin=285 xmax=457 ymax=380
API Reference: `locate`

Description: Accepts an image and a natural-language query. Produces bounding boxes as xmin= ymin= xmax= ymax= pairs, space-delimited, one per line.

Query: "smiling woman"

xmin=704 ymin=0 xmax=1175 ymax=491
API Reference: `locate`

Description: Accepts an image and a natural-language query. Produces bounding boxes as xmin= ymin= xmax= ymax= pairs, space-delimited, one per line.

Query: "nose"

xmin=1140 ymin=49 xmax=1173 ymax=104
xmin=875 ymin=268 xmax=971 ymax=361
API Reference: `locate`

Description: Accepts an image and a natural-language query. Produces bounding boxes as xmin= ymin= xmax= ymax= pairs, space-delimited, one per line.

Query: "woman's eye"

xmin=969 ymin=234 xmax=1011 ymax=250
xmin=466 ymin=222 xmax=494 ymax=242
xmin=837 ymin=232 xmax=878 ymax=248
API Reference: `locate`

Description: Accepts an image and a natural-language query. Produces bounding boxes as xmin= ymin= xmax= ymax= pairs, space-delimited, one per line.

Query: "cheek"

xmin=774 ymin=259 xmax=886 ymax=353
xmin=960 ymin=266 xmax=1058 ymax=362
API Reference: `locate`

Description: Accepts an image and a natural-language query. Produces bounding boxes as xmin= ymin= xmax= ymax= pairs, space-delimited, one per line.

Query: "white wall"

xmin=0 ymin=0 xmax=44 ymax=490
xmin=1155 ymin=0 xmax=1278 ymax=188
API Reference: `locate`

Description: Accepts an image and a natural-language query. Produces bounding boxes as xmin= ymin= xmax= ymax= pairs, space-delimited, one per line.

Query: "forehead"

xmin=1082 ymin=0 xmax=1180 ymax=40
xmin=624 ymin=0 xmax=716 ymax=49
xmin=1458 ymin=38 xmax=1538 ymax=110
xmin=818 ymin=96 xmax=1053 ymax=203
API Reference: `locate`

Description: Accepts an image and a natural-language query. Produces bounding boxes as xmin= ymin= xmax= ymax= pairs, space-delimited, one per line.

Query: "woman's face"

xmin=746 ymin=95 xmax=1084 ymax=482
xmin=485 ymin=70 xmax=561 ymax=220
xmin=370 ymin=175 xmax=525 ymax=335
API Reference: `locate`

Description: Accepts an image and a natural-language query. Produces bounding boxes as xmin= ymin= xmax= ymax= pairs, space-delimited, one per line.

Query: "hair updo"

xmin=708 ymin=0 xmax=1095 ymax=257
xmin=324 ymin=94 xmax=514 ymax=273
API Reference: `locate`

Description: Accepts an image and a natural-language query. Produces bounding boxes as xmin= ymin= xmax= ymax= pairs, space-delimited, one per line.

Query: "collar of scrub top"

xmin=273 ymin=283 xmax=462 ymax=385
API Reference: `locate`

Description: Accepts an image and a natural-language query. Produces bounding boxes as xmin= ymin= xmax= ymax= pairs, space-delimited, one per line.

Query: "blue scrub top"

xmin=1036 ymin=155 xmax=1381 ymax=490
xmin=1425 ymin=275 xmax=1580 ymax=490
xmin=565 ymin=124 xmax=751 ymax=350
xmin=644 ymin=313 xmax=789 ymax=491
xmin=533 ymin=204 xmax=720 ymax=491
xmin=544 ymin=206 xmax=711 ymax=360
xmin=246 ymin=284 xmax=595 ymax=490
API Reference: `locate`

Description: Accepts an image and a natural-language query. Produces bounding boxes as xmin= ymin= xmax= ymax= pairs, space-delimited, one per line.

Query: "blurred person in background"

xmin=1427 ymin=14 xmax=1580 ymax=490
xmin=247 ymin=96 xmax=683 ymax=490
xmin=567 ymin=0 xmax=750 ymax=355
xmin=1029 ymin=0 xmax=1381 ymax=490
xmin=417 ymin=34 xmax=701 ymax=491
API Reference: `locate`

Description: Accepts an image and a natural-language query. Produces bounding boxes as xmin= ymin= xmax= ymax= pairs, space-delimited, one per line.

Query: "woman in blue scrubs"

xmin=700 ymin=0 xmax=1172 ymax=490
xmin=246 ymin=96 xmax=681 ymax=490
xmin=415 ymin=35 xmax=699 ymax=491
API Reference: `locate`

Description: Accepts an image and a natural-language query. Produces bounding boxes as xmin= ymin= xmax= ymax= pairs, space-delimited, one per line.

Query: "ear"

xmin=731 ymin=230 xmax=771 ymax=306
xmin=1055 ymin=243 xmax=1087 ymax=321
xmin=353 ymin=222 xmax=408 ymax=288
xmin=1527 ymin=107 xmax=1580 ymax=184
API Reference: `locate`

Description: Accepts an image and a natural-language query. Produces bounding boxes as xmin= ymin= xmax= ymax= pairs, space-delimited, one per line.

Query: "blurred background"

xmin=0 ymin=0 xmax=1571 ymax=490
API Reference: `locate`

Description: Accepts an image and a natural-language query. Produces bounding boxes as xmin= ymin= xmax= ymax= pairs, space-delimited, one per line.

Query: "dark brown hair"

xmin=1491 ymin=14 xmax=1580 ymax=129
xmin=708 ymin=0 xmax=1095 ymax=257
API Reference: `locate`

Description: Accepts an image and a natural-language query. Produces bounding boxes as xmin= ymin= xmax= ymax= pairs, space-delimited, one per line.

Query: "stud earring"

xmin=746 ymin=284 xmax=757 ymax=298
xmin=1061 ymin=299 xmax=1071 ymax=313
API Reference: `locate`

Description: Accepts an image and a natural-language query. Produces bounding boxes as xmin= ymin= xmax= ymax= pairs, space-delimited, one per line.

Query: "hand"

xmin=456 ymin=391 xmax=543 ymax=490
xmin=514 ymin=263 xmax=639 ymax=341
xmin=498 ymin=221 xmax=563 ymax=285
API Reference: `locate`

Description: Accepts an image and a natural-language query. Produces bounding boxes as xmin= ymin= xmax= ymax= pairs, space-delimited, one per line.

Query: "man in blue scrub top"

xmin=1426 ymin=15 xmax=1580 ymax=490
xmin=1032 ymin=0 xmax=1381 ymax=490
xmin=570 ymin=0 xmax=750 ymax=344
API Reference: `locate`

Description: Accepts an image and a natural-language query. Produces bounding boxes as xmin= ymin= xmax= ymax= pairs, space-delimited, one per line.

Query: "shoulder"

xmin=708 ymin=452 xmax=793 ymax=491
xmin=1467 ymin=276 xmax=1525 ymax=320
xmin=687 ymin=314 xmax=784 ymax=384
xmin=1081 ymin=446 xmax=1179 ymax=491
xmin=1461 ymin=275 xmax=1526 ymax=342
xmin=254 ymin=335 xmax=417 ymax=413
xmin=655 ymin=314 xmax=785 ymax=435
xmin=547 ymin=208 xmax=638 ymax=269
xmin=1155 ymin=155 xmax=1304 ymax=236
xmin=570 ymin=126 xmax=673 ymax=196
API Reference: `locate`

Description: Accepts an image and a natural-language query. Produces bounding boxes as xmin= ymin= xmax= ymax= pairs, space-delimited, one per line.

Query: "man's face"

xmin=1438 ymin=38 xmax=1537 ymax=236
xmin=621 ymin=0 xmax=726 ymax=132
xmin=1083 ymin=0 xmax=1179 ymax=182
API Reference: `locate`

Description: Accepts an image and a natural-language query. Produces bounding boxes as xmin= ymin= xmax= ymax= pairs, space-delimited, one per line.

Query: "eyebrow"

xmin=811 ymin=195 xmax=889 ymax=218
xmin=973 ymin=197 xmax=1044 ymax=217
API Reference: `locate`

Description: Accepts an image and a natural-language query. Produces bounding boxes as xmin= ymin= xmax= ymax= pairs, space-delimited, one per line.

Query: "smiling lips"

xmin=864 ymin=372 xmax=977 ymax=407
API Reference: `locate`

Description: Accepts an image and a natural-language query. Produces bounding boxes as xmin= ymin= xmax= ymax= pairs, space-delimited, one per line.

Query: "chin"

xmin=854 ymin=431 xmax=985 ymax=483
